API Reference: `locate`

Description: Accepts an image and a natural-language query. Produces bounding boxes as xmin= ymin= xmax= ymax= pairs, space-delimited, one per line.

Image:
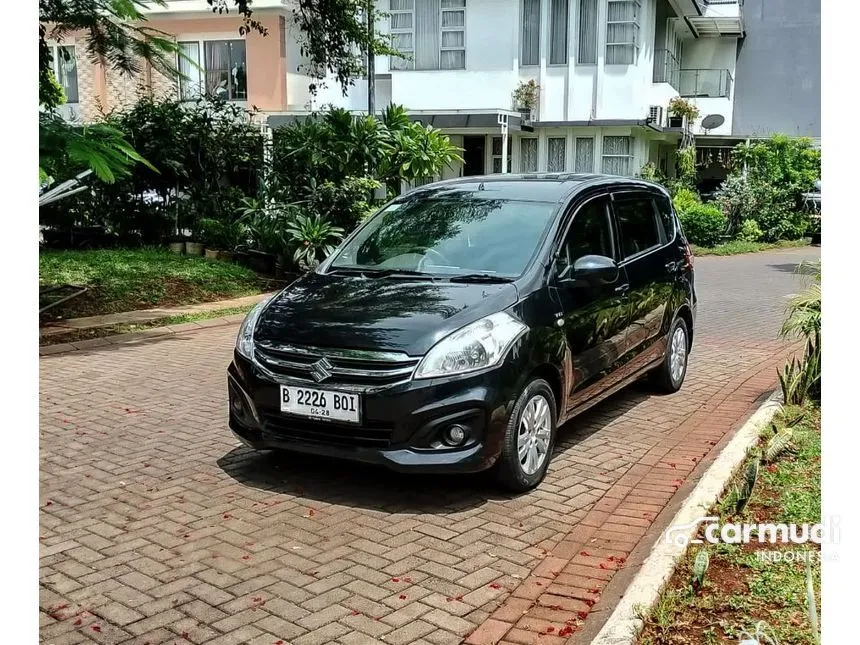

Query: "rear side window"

xmin=653 ymin=194 xmax=677 ymax=242
xmin=613 ymin=194 xmax=663 ymax=259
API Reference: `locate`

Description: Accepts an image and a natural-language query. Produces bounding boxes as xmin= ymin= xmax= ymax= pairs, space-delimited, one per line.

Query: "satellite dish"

xmin=700 ymin=114 xmax=725 ymax=132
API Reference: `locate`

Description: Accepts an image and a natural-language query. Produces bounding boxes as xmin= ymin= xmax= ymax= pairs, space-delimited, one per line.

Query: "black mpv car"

xmin=228 ymin=174 xmax=696 ymax=491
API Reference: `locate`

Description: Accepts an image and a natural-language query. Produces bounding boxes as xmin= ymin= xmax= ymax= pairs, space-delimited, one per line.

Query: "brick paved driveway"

xmin=39 ymin=247 xmax=819 ymax=645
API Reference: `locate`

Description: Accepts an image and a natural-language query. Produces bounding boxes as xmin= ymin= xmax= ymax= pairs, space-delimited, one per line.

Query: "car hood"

xmin=254 ymin=272 xmax=520 ymax=356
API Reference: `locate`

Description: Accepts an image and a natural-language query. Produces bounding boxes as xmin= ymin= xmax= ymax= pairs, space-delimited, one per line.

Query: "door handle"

xmin=615 ymin=283 xmax=630 ymax=295
xmin=665 ymin=260 xmax=679 ymax=273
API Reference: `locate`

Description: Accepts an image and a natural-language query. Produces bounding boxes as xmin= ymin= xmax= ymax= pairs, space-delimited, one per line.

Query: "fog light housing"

xmin=444 ymin=424 xmax=468 ymax=446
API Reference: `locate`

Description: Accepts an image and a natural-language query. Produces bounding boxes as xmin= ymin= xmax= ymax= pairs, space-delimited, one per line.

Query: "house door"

xmin=462 ymin=136 xmax=486 ymax=176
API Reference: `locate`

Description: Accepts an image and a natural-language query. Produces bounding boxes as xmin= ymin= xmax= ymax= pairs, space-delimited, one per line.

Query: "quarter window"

xmin=613 ymin=195 xmax=662 ymax=259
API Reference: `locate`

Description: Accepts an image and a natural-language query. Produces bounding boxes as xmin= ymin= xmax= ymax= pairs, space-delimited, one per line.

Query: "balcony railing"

xmin=678 ymin=69 xmax=733 ymax=98
xmin=700 ymin=0 xmax=743 ymax=5
xmin=653 ymin=49 xmax=680 ymax=91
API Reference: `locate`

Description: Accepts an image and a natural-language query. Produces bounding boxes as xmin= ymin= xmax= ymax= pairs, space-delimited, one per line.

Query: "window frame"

xmin=553 ymin=193 xmax=618 ymax=278
xmin=519 ymin=136 xmax=539 ymax=173
xmin=610 ymin=189 xmax=670 ymax=263
xmin=601 ymin=135 xmax=633 ymax=176
xmin=177 ymin=37 xmax=248 ymax=101
xmin=520 ymin=0 xmax=541 ymax=67
xmin=576 ymin=0 xmax=598 ymax=65
xmin=548 ymin=0 xmax=570 ymax=66
xmin=606 ymin=0 xmax=641 ymax=65
xmin=389 ymin=0 xmax=415 ymax=70
xmin=389 ymin=0 xmax=467 ymax=71
xmin=440 ymin=0 xmax=467 ymax=70
xmin=574 ymin=136 xmax=595 ymax=173
xmin=547 ymin=136 xmax=567 ymax=173
xmin=50 ymin=43 xmax=79 ymax=104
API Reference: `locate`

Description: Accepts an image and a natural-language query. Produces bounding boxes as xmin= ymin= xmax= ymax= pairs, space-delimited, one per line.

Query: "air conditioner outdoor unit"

xmin=647 ymin=105 xmax=664 ymax=127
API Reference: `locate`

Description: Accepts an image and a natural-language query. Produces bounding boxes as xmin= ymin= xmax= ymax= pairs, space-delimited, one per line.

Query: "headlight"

xmin=414 ymin=312 xmax=527 ymax=379
xmin=235 ymin=298 xmax=271 ymax=359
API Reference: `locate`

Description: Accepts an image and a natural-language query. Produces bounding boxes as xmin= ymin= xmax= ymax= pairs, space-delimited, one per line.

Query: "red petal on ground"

xmin=489 ymin=583 xmax=502 ymax=589
xmin=398 ymin=594 xmax=407 ymax=600
xmin=391 ymin=578 xmax=400 ymax=582
xmin=91 ymin=625 xmax=101 ymax=633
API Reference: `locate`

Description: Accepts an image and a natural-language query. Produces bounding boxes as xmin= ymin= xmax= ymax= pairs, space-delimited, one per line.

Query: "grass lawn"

xmin=40 ymin=248 xmax=269 ymax=321
xmin=692 ymin=238 xmax=812 ymax=257
xmin=638 ymin=404 xmax=821 ymax=645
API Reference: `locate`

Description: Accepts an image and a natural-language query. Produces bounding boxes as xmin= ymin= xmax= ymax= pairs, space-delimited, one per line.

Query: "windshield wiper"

xmin=328 ymin=267 xmax=437 ymax=279
xmin=447 ymin=273 xmax=514 ymax=283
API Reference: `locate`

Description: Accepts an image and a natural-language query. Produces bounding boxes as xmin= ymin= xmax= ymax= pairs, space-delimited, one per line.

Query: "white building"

xmin=271 ymin=0 xmax=745 ymax=181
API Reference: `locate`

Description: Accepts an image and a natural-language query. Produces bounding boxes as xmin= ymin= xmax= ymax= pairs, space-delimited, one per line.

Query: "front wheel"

xmin=495 ymin=379 xmax=557 ymax=492
xmin=649 ymin=317 xmax=690 ymax=393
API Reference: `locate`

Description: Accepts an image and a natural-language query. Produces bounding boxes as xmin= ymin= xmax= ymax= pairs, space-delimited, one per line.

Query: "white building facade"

xmin=288 ymin=0 xmax=744 ymax=180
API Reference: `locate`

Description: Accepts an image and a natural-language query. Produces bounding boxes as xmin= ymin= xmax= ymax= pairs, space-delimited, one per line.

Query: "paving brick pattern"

xmin=40 ymin=248 xmax=819 ymax=645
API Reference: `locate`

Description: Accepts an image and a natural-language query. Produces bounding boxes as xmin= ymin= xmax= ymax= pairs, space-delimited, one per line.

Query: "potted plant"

xmin=199 ymin=218 xmax=229 ymax=259
xmin=512 ymin=79 xmax=540 ymax=118
xmin=668 ymin=97 xmax=700 ymax=129
xmin=166 ymin=235 xmax=186 ymax=255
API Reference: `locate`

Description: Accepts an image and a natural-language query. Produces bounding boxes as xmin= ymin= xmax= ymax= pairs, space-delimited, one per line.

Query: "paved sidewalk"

xmin=40 ymin=292 xmax=274 ymax=337
xmin=39 ymin=247 xmax=818 ymax=645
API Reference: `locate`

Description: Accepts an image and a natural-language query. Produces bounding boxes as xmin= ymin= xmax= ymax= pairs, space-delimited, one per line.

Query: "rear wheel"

xmin=649 ymin=316 xmax=690 ymax=393
xmin=495 ymin=379 xmax=557 ymax=492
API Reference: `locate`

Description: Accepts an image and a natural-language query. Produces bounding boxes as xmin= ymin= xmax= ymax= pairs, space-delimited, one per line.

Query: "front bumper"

xmin=227 ymin=351 xmax=524 ymax=474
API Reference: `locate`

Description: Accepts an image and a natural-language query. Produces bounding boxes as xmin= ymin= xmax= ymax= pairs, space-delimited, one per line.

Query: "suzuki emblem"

xmin=310 ymin=357 xmax=334 ymax=383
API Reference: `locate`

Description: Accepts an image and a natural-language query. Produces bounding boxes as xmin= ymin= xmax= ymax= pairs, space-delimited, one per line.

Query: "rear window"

xmin=653 ymin=194 xmax=676 ymax=242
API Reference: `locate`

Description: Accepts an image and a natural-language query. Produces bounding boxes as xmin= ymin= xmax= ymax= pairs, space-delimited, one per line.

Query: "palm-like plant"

xmin=779 ymin=261 xmax=821 ymax=403
xmin=285 ymin=214 xmax=345 ymax=271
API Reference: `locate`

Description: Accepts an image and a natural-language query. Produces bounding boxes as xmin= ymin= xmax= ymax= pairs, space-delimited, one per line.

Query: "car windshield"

xmin=328 ymin=193 xmax=557 ymax=277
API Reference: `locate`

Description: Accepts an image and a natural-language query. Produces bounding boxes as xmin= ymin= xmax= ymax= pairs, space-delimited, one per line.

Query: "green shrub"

xmin=679 ymin=204 xmax=726 ymax=247
xmin=672 ymin=186 xmax=701 ymax=216
xmin=737 ymin=219 xmax=763 ymax=242
xmin=306 ymin=175 xmax=382 ymax=232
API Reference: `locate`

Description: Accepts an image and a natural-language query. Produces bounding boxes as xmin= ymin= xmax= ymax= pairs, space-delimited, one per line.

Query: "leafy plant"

xmin=678 ymin=204 xmax=726 ymax=247
xmin=779 ymin=262 xmax=821 ymax=404
xmin=734 ymin=456 xmax=760 ymax=514
xmin=671 ymin=186 xmax=701 ymax=215
xmin=306 ymin=175 xmax=382 ymax=231
xmin=285 ymin=213 xmax=345 ymax=270
xmin=763 ymin=430 xmax=794 ymax=463
xmin=668 ymin=97 xmax=700 ymax=122
xmin=676 ymin=146 xmax=697 ymax=187
xmin=198 ymin=217 xmax=246 ymax=250
xmin=637 ymin=162 xmax=665 ymax=184
xmin=691 ymin=549 xmax=709 ymax=591
xmin=513 ymin=79 xmax=540 ymax=112
xmin=737 ymin=219 xmax=763 ymax=242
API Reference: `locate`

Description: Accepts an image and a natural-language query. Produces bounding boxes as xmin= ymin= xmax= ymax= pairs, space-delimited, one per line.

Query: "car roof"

xmin=404 ymin=173 xmax=668 ymax=204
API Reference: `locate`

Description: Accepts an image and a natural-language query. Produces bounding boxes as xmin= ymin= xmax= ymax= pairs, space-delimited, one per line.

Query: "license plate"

xmin=280 ymin=385 xmax=361 ymax=424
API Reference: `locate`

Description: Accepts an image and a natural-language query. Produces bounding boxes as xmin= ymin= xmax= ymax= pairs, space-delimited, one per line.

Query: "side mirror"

xmin=570 ymin=254 xmax=618 ymax=284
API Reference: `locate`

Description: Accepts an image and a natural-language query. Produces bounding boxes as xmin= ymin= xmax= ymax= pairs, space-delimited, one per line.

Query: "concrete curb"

xmin=587 ymin=391 xmax=783 ymax=645
xmin=38 ymin=314 xmax=247 ymax=357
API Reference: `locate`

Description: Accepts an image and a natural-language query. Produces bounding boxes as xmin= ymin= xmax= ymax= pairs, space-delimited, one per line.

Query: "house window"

xmin=492 ymin=136 xmax=512 ymax=173
xmin=575 ymin=137 xmax=594 ymax=172
xmin=389 ymin=0 xmax=466 ymax=70
xmin=520 ymin=138 xmax=538 ymax=173
xmin=606 ymin=0 xmax=641 ymax=65
xmin=549 ymin=0 xmax=569 ymax=64
xmin=179 ymin=39 xmax=248 ymax=100
xmin=602 ymin=136 xmax=633 ymax=176
xmin=577 ymin=0 xmax=598 ymax=64
xmin=521 ymin=0 xmax=540 ymax=66
xmin=548 ymin=137 xmax=567 ymax=172
xmin=50 ymin=45 xmax=79 ymax=104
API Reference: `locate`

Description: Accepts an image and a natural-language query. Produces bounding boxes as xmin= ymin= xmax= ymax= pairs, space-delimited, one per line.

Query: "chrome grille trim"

xmin=253 ymin=340 xmax=420 ymax=386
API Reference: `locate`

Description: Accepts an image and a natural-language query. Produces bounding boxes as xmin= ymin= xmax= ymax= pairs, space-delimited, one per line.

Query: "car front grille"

xmin=262 ymin=413 xmax=393 ymax=448
xmin=253 ymin=340 xmax=419 ymax=387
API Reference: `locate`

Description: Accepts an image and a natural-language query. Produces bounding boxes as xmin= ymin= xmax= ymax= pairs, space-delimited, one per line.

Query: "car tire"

xmin=650 ymin=316 xmax=690 ymax=393
xmin=495 ymin=379 xmax=557 ymax=492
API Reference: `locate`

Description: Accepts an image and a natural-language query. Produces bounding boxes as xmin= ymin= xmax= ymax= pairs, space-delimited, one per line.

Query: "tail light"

xmin=683 ymin=242 xmax=694 ymax=269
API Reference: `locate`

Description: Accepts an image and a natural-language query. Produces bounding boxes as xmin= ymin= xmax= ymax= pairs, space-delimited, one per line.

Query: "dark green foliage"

xmin=678 ymin=204 xmax=726 ymax=247
xmin=41 ymin=98 xmax=264 ymax=246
